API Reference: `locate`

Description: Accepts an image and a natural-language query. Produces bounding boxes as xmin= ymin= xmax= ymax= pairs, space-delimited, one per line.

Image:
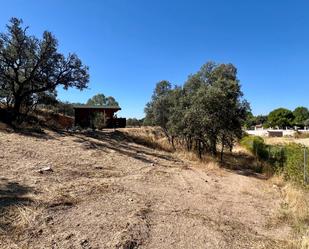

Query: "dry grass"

xmin=265 ymin=137 xmax=309 ymax=147
xmin=120 ymin=127 xmax=173 ymax=152
xmin=123 ymin=127 xmax=226 ymax=171
xmin=8 ymin=205 xmax=38 ymax=232
xmin=270 ymin=175 xmax=309 ymax=248
xmin=0 ymin=126 xmax=298 ymax=247
xmin=47 ymin=191 xmax=79 ymax=208
xmin=271 ymin=175 xmax=286 ymax=188
xmin=175 ymin=150 xmax=224 ymax=173
xmin=175 ymin=150 xmax=212 ymax=163
xmin=0 ymin=200 xmax=42 ymax=241
xmin=295 ymin=133 xmax=309 ymax=139
xmin=122 ymin=128 xmax=268 ymax=176
xmin=123 ymin=129 xmax=309 ymax=247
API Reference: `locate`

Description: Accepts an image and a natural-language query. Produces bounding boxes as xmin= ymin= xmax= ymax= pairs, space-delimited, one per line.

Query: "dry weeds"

xmin=269 ymin=175 xmax=309 ymax=248
xmin=0 ymin=125 xmax=296 ymax=248
xmin=265 ymin=137 xmax=309 ymax=147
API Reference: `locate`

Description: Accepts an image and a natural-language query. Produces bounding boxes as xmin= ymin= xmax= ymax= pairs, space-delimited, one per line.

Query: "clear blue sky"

xmin=1 ymin=0 xmax=309 ymax=118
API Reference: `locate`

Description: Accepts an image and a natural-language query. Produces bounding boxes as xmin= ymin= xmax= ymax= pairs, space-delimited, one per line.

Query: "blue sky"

xmin=1 ymin=0 xmax=308 ymax=118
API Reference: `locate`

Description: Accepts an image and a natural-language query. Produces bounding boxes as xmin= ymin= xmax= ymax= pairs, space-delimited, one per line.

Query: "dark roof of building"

xmin=73 ymin=105 xmax=121 ymax=110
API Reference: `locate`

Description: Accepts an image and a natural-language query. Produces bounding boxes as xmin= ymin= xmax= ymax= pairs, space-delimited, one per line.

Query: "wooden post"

xmin=255 ymin=145 xmax=258 ymax=168
xmin=280 ymin=147 xmax=283 ymax=168
xmin=304 ymin=147 xmax=307 ymax=184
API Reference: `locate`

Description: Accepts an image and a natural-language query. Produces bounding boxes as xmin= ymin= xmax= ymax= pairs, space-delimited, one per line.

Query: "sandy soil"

xmin=0 ymin=128 xmax=293 ymax=248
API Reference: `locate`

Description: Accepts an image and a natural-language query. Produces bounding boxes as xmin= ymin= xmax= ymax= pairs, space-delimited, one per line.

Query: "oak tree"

xmin=0 ymin=18 xmax=89 ymax=116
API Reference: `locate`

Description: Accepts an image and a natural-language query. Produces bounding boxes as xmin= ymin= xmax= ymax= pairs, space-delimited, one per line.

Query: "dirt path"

xmin=0 ymin=129 xmax=292 ymax=248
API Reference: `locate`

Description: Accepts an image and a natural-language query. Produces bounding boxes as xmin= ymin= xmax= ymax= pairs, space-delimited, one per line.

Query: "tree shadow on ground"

xmin=13 ymin=127 xmax=55 ymax=140
xmin=0 ymin=108 xmax=73 ymax=140
xmin=220 ymin=152 xmax=269 ymax=180
xmin=72 ymin=130 xmax=180 ymax=166
xmin=0 ymin=178 xmax=35 ymax=233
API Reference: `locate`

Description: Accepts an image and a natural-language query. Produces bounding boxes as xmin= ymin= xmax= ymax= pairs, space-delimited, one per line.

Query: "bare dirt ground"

xmin=0 ymin=127 xmax=294 ymax=248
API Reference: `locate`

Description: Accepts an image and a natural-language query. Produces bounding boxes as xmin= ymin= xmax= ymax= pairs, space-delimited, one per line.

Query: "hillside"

xmin=0 ymin=127 xmax=294 ymax=248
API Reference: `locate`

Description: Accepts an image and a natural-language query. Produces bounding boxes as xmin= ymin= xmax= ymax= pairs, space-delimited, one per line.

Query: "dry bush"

xmin=42 ymin=186 xmax=80 ymax=209
xmin=295 ymin=132 xmax=309 ymax=139
xmin=265 ymin=136 xmax=309 ymax=147
xmin=270 ymin=174 xmax=286 ymax=188
xmin=122 ymin=127 xmax=223 ymax=172
xmin=265 ymin=137 xmax=295 ymax=146
xmin=0 ymin=201 xmax=41 ymax=242
xmin=282 ymin=184 xmax=309 ymax=228
xmin=175 ymin=150 xmax=213 ymax=163
xmin=123 ymin=127 xmax=256 ymax=173
xmin=121 ymin=127 xmax=173 ymax=152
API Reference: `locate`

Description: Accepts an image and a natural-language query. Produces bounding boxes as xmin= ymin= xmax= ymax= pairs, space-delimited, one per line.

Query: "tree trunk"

xmin=211 ymin=142 xmax=217 ymax=156
xmin=13 ymin=96 xmax=23 ymax=119
xmin=199 ymin=141 xmax=203 ymax=159
xmin=198 ymin=141 xmax=201 ymax=159
xmin=220 ymin=135 xmax=225 ymax=163
xmin=196 ymin=140 xmax=203 ymax=159
xmin=220 ymin=143 xmax=224 ymax=163
xmin=162 ymin=128 xmax=171 ymax=144
xmin=171 ymin=136 xmax=175 ymax=150
xmin=186 ymin=137 xmax=190 ymax=151
xmin=187 ymin=136 xmax=192 ymax=151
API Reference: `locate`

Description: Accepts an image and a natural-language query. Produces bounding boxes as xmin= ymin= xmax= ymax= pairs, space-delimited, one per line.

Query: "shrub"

xmin=240 ymin=135 xmax=309 ymax=186
xmin=240 ymin=135 xmax=268 ymax=160
xmin=294 ymin=132 xmax=309 ymax=139
xmin=284 ymin=144 xmax=307 ymax=185
xmin=267 ymin=145 xmax=285 ymax=169
xmin=92 ymin=112 xmax=107 ymax=130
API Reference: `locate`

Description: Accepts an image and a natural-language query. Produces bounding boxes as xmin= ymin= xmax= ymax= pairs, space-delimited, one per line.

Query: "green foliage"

xmin=255 ymin=115 xmax=268 ymax=125
xmin=37 ymin=100 xmax=83 ymax=117
xmin=243 ymin=112 xmax=255 ymax=129
xmin=240 ymin=136 xmax=308 ymax=185
xmin=245 ymin=106 xmax=309 ymax=130
xmin=246 ymin=107 xmax=309 ymax=130
xmin=127 ymin=118 xmax=143 ymax=127
xmin=87 ymin=94 xmax=106 ymax=106
xmin=266 ymin=145 xmax=285 ymax=168
xmin=267 ymin=108 xmax=294 ymax=128
xmin=91 ymin=112 xmax=107 ymax=130
xmin=54 ymin=101 xmax=83 ymax=117
xmin=144 ymin=62 xmax=250 ymax=158
xmin=243 ymin=113 xmax=268 ymax=129
xmin=144 ymin=80 xmax=172 ymax=130
xmin=293 ymin=107 xmax=309 ymax=126
xmin=0 ymin=18 xmax=89 ymax=116
xmin=240 ymin=136 xmax=268 ymax=160
xmin=86 ymin=94 xmax=119 ymax=107
xmin=283 ymin=144 xmax=306 ymax=184
xmin=241 ymin=136 xmax=285 ymax=168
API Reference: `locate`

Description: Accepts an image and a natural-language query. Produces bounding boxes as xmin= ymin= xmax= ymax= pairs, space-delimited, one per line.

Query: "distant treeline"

xmin=143 ymin=62 xmax=249 ymax=160
xmin=126 ymin=118 xmax=144 ymax=127
xmin=245 ymin=107 xmax=309 ymax=129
